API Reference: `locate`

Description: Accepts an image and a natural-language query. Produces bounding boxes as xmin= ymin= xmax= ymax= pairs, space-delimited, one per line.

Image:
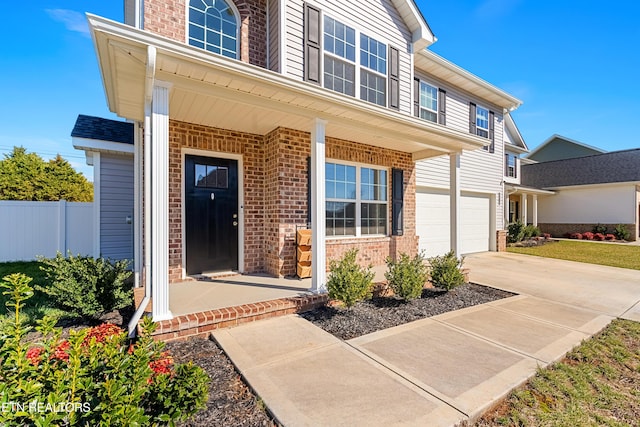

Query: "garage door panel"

xmin=416 ymin=190 xmax=490 ymax=257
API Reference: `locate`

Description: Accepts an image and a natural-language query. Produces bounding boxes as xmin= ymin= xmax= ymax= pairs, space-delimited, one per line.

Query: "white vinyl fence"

xmin=0 ymin=200 xmax=94 ymax=262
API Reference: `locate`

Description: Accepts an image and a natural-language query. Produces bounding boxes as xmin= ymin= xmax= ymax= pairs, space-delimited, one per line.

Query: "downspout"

xmin=128 ymin=45 xmax=156 ymax=338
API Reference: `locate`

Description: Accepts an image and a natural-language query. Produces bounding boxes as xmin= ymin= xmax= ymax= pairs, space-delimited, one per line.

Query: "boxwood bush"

xmin=427 ymin=251 xmax=465 ymax=291
xmin=385 ymin=252 xmax=428 ymax=301
xmin=327 ymin=249 xmax=374 ymax=308
xmin=37 ymin=253 xmax=132 ymax=320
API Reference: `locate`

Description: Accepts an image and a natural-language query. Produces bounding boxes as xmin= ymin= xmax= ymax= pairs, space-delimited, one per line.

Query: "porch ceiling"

xmin=89 ymin=14 xmax=488 ymax=158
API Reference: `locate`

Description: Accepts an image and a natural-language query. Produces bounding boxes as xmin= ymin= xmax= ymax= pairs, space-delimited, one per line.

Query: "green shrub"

xmin=427 ymin=251 xmax=465 ymax=291
xmin=523 ymin=224 xmax=541 ymax=239
xmin=613 ymin=224 xmax=631 ymax=241
xmin=592 ymin=223 xmax=608 ymax=234
xmin=37 ymin=253 xmax=132 ymax=320
xmin=385 ymin=252 xmax=428 ymax=301
xmin=327 ymin=249 xmax=374 ymax=308
xmin=0 ymin=273 xmax=209 ymax=426
xmin=507 ymin=221 xmax=525 ymax=243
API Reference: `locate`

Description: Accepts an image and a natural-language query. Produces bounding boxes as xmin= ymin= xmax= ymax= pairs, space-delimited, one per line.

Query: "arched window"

xmin=188 ymin=0 xmax=239 ymax=59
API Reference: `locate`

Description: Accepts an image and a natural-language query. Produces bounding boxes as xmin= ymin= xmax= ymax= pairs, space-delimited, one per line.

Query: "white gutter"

xmin=128 ymin=45 xmax=156 ymax=338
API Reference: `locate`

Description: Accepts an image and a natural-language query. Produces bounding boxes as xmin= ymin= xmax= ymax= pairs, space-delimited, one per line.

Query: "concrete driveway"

xmin=464 ymin=252 xmax=640 ymax=320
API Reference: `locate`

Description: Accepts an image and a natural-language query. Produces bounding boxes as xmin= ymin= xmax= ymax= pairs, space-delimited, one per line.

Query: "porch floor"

xmin=169 ymin=274 xmax=313 ymax=317
xmin=152 ymin=266 xmax=388 ymax=341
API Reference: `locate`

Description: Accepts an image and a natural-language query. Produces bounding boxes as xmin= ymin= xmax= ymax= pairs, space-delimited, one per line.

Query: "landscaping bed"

xmin=301 ymin=283 xmax=514 ymax=340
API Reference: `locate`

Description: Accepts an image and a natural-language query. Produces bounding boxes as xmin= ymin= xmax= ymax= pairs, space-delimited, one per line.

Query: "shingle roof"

xmin=521 ymin=148 xmax=640 ymax=188
xmin=71 ymin=115 xmax=134 ymax=145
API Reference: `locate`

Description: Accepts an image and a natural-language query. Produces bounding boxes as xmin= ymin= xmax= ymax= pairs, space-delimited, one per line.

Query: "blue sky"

xmin=1 ymin=1 xmax=639 ymax=181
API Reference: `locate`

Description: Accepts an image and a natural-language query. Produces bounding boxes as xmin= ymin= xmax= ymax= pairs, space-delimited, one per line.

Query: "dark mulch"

xmin=166 ymin=338 xmax=277 ymax=427
xmin=300 ymin=283 xmax=514 ymax=340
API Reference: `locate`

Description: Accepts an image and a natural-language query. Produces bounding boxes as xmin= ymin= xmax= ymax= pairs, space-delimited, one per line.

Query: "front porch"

xmin=149 ymin=267 xmax=388 ymax=341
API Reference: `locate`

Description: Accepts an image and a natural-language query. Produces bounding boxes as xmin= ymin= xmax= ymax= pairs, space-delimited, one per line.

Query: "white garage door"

xmin=416 ymin=189 xmax=491 ymax=257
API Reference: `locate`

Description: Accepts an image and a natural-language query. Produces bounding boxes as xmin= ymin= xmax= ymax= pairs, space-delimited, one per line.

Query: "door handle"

xmin=233 ymin=221 xmax=238 ymax=227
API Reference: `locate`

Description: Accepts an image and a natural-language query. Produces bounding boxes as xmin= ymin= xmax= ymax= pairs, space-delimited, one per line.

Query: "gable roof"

xmin=414 ymin=50 xmax=522 ymax=111
xmin=71 ymin=114 xmax=134 ymax=145
xmin=504 ymin=114 xmax=528 ymax=153
xmin=526 ymin=134 xmax=606 ymax=162
xmin=391 ymin=0 xmax=436 ymax=50
xmin=521 ymin=148 xmax=640 ymax=188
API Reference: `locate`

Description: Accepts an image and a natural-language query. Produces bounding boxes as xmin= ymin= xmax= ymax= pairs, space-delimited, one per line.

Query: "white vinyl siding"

xmin=100 ymin=154 xmax=134 ymax=262
xmin=285 ymin=0 xmax=413 ymax=114
xmin=415 ymin=83 xmax=505 ymax=229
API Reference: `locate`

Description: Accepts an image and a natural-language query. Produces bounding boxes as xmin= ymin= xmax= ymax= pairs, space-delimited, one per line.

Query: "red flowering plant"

xmin=570 ymin=233 xmax=583 ymax=240
xmin=0 ymin=273 xmax=208 ymax=426
xmin=605 ymin=234 xmax=616 ymax=241
xmin=593 ymin=233 xmax=606 ymax=241
xmin=582 ymin=232 xmax=595 ymax=240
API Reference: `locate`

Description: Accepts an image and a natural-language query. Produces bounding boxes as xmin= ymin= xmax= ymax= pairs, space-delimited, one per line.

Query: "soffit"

xmin=89 ymin=15 xmax=488 ymax=158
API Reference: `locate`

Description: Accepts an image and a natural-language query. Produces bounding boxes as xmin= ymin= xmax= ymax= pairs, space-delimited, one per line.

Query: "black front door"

xmin=185 ymin=155 xmax=239 ymax=275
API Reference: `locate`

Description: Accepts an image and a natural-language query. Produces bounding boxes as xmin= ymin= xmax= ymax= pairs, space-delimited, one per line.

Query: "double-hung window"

xmin=475 ymin=105 xmax=489 ymax=138
xmin=326 ymin=162 xmax=388 ymax=237
xmin=322 ymin=16 xmax=387 ymax=106
xmin=505 ymin=153 xmax=517 ymax=178
xmin=419 ymin=82 xmax=438 ymax=122
xmin=323 ymin=17 xmax=356 ymax=96
xmin=360 ymin=34 xmax=387 ymax=106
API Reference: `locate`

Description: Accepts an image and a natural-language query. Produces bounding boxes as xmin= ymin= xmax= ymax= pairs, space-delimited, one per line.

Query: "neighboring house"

xmin=86 ymin=0 xmax=523 ymax=321
xmin=525 ymin=134 xmax=606 ymax=162
xmin=520 ymin=149 xmax=640 ymax=241
xmin=71 ymin=115 xmax=135 ymax=261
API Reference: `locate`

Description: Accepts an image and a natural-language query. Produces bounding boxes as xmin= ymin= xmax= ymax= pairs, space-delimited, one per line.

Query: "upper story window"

xmin=475 ymin=105 xmax=489 ymax=138
xmin=505 ymin=153 xmax=518 ymax=178
xmin=188 ymin=0 xmax=238 ymax=59
xmin=326 ymin=162 xmax=388 ymax=237
xmin=323 ymin=17 xmax=356 ymax=96
xmin=360 ymin=35 xmax=387 ymax=106
xmin=419 ymin=82 xmax=438 ymax=122
xmin=321 ymin=16 xmax=387 ymax=106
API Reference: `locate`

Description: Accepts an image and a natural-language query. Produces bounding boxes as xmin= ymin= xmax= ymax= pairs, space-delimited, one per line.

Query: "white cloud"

xmin=45 ymin=9 xmax=90 ymax=37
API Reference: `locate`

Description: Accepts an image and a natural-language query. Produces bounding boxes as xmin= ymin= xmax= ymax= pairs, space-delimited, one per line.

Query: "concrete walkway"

xmin=212 ymin=252 xmax=640 ymax=426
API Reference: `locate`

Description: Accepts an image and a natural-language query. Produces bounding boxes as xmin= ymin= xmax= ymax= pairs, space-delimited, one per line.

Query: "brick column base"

xmin=497 ymin=230 xmax=507 ymax=252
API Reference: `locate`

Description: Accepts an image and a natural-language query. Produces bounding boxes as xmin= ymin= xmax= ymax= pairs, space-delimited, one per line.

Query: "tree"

xmin=0 ymin=146 xmax=93 ymax=202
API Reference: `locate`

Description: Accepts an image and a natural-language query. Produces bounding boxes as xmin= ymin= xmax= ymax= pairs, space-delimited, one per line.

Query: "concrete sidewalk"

xmin=212 ymin=252 xmax=640 ymax=426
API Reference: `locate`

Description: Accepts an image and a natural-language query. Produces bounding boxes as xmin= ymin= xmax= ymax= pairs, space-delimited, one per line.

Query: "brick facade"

xmin=144 ymin=0 xmax=267 ymax=68
xmin=164 ymin=120 xmax=417 ymax=283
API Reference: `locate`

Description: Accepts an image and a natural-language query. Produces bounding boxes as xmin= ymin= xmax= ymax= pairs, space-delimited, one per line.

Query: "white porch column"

xmin=311 ymin=118 xmax=327 ymax=293
xmin=520 ymin=193 xmax=528 ymax=225
xmin=151 ymin=81 xmax=173 ymax=321
xmin=532 ymin=195 xmax=538 ymax=227
xmin=449 ymin=152 xmax=461 ymax=256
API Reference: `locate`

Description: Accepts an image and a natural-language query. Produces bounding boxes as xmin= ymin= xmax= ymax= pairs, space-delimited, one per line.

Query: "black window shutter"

xmin=469 ymin=102 xmax=477 ymax=134
xmin=413 ymin=78 xmax=420 ymax=117
xmin=505 ymin=153 xmax=509 ymax=176
xmin=489 ymin=110 xmax=495 ymax=153
xmin=391 ymin=168 xmax=403 ymax=236
xmin=388 ymin=46 xmax=400 ymax=110
xmin=306 ymin=156 xmax=312 ymax=226
xmin=514 ymin=157 xmax=518 ymax=178
xmin=304 ymin=4 xmax=321 ymax=85
xmin=438 ymin=88 xmax=446 ymax=125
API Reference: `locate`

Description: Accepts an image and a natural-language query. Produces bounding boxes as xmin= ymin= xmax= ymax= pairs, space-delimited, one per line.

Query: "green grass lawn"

xmin=475 ymin=319 xmax=640 ymax=426
xmin=507 ymin=240 xmax=640 ymax=270
xmin=0 ymin=261 xmax=67 ymax=326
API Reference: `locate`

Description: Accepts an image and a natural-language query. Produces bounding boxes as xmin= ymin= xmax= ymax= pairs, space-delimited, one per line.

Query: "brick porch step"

xmin=149 ymin=294 xmax=328 ymax=342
